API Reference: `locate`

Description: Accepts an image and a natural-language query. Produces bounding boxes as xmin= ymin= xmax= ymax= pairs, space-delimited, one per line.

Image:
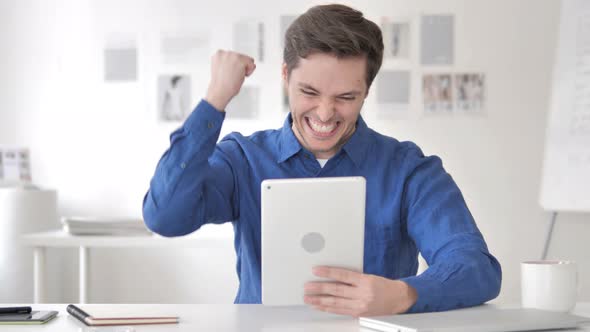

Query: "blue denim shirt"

xmin=143 ymin=99 xmax=501 ymax=313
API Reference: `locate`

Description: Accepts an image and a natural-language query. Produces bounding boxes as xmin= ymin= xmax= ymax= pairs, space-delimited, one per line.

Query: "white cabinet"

xmin=0 ymin=188 xmax=58 ymax=302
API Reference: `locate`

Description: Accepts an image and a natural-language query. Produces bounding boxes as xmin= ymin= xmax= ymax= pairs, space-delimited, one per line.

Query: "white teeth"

xmin=308 ymin=118 xmax=336 ymax=133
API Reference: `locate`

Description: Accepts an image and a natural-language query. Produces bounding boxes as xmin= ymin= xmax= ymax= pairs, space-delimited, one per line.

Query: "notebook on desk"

xmin=67 ymin=304 xmax=179 ymax=326
xmin=359 ymin=307 xmax=590 ymax=332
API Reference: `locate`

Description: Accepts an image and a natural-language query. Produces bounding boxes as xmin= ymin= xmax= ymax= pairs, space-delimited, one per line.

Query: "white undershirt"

xmin=317 ymin=159 xmax=329 ymax=168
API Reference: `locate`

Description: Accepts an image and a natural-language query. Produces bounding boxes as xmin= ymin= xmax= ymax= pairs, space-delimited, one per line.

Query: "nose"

xmin=316 ymin=98 xmax=335 ymax=122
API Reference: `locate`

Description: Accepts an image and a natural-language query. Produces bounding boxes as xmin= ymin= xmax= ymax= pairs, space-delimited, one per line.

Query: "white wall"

xmin=1 ymin=0 xmax=588 ymax=304
xmin=0 ymin=1 xmax=18 ymax=142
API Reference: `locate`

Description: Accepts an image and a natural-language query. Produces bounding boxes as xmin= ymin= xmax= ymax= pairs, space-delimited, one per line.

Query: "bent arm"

xmin=399 ymin=147 xmax=502 ymax=313
xmin=143 ymin=100 xmax=238 ymax=237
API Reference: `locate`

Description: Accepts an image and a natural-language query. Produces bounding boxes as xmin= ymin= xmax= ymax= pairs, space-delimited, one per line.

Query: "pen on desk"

xmin=0 ymin=306 xmax=32 ymax=314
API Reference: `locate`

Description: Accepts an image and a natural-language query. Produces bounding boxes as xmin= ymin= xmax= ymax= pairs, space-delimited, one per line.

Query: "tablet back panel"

xmin=261 ymin=176 xmax=366 ymax=305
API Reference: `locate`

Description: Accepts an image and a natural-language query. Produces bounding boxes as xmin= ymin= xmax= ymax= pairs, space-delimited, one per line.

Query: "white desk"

xmin=1 ymin=303 xmax=590 ymax=332
xmin=20 ymin=230 xmax=233 ymax=304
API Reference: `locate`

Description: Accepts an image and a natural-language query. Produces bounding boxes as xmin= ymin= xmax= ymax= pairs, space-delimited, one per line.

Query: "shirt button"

xmin=207 ymin=122 xmax=214 ymax=129
xmin=181 ymin=162 xmax=186 ymax=169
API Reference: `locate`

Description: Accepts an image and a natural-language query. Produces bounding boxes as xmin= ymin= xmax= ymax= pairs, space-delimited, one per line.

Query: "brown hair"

xmin=283 ymin=4 xmax=384 ymax=90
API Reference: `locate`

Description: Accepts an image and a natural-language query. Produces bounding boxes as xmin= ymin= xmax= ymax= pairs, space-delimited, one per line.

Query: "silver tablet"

xmin=261 ymin=176 xmax=366 ymax=305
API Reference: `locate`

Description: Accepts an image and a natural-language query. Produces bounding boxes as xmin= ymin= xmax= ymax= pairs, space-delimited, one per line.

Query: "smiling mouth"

xmin=305 ymin=117 xmax=340 ymax=138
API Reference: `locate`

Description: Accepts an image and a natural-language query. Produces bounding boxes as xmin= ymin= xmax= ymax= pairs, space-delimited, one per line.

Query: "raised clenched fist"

xmin=205 ymin=50 xmax=256 ymax=111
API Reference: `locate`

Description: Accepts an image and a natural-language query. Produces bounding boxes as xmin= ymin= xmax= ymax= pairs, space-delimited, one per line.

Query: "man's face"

xmin=283 ymin=53 xmax=368 ymax=159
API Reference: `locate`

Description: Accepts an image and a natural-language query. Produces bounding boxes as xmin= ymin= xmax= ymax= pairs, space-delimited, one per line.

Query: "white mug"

xmin=521 ymin=260 xmax=578 ymax=312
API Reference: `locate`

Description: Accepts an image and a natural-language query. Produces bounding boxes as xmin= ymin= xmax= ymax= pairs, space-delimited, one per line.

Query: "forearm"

xmin=400 ymin=247 xmax=502 ymax=313
xmin=143 ymin=99 xmax=228 ymax=236
xmin=401 ymin=148 xmax=502 ymax=312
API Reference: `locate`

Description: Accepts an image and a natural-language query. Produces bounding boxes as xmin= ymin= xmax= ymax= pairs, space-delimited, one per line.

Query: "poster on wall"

xmin=104 ymin=47 xmax=138 ymax=82
xmin=157 ymin=74 xmax=192 ymax=121
xmin=233 ymin=20 xmax=265 ymax=62
xmin=422 ymin=74 xmax=453 ymax=112
xmin=0 ymin=147 xmax=32 ymax=187
xmin=160 ymin=32 xmax=210 ymax=65
xmin=420 ymin=14 xmax=454 ymax=65
xmin=455 ymin=73 xmax=485 ymax=113
xmin=422 ymin=73 xmax=486 ymax=113
xmin=226 ymin=86 xmax=260 ymax=119
xmin=376 ymin=70 xmax=411 ymax=116
xmin=103 ymin=35 xmax=138 ymax=82
xmin=381 ymin=18 xmax=410 ymax=60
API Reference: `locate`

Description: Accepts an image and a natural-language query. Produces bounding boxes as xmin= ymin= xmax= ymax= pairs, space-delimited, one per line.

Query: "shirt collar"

xmin=277 ymin=113 xmax=371 ymax=167
xmin=341 ymin=115 xmax=371 ymax=168
xmin=277 ymin=113 xmax=303 ymax=163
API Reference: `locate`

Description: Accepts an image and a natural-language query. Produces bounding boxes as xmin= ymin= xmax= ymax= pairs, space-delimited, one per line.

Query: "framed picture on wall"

xmin=420 ymin=14 xmax=454 ymax=65
xmin=160 ymin=32 xmax=211 ymax=65
xmin=157 ymin=74 xmax=192 ymax=122
xmin=376 ymin=70 xmax=411 ymax=117
xmin=0 ymin=146 xmax=32 ymax=187
xmin=454 ymin=73 xmax=485 ymax=113
xmin=381 ymin=18 xmax=411 ymax=61
xmin=233 ymin=19 xmax=265 ymax=62
xmin=422 ymin=74 xmax=453 ymax=113
xmin=225 ymin=86 xmax=260 ymax=119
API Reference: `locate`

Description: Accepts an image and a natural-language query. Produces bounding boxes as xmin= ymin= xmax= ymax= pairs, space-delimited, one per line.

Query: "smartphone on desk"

xmin=0 ymin=310 xmax=58 ymax=324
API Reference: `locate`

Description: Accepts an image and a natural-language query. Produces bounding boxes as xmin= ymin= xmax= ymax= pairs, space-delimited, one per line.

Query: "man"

xmin=143 ymin=4 xmax=501 ymax=317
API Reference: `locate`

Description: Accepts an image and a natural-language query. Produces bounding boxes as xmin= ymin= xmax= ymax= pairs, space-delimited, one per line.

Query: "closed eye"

xmin=301 ymin=89 xmax=318 ymax=96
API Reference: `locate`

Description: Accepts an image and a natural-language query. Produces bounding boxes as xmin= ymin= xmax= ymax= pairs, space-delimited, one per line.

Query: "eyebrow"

xmin=297 ymin=83 xmax=362 ymax=97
